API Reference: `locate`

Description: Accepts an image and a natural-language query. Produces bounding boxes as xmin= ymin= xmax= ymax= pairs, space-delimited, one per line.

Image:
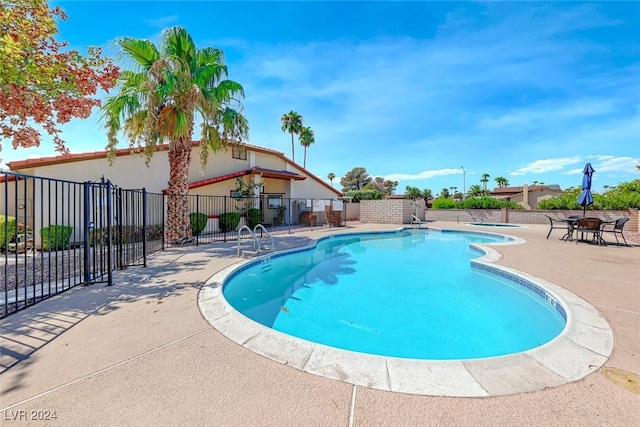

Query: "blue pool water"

xmin=223 ymin=230 xmax=566 ymax=360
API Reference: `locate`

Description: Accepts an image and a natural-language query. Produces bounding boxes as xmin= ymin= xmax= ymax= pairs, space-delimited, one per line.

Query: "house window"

xmin=232 ymin=145 xmax=247 ymax=160
xmin=268 ymin=195 xmax=282 ymax=208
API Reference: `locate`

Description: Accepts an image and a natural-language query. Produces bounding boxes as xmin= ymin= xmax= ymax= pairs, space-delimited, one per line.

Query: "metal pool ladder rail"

xmin=253 ymin=224 xmax=274 ymax=251
xmin=236 ymin=224 xmax=275 ymax=257
xmin=411 ymin=215 xmax=422 ymax=228
xmin=237 ymin=226 xmax=259 ymax=257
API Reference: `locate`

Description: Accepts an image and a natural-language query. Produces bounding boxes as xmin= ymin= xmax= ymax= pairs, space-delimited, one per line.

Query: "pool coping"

xmin=198 ymin=227 xmax=614 ymax=397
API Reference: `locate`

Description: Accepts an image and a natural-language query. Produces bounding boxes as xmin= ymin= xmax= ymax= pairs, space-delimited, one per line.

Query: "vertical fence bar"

xmin=142 ymin=188 xmax=147 ymax=267
xmin=196 ymin=194 xmax=200 ymax=246
xmin=83 ymin=183 xmax=91 ymax=284
xmin=106 ymin=180 xmax=113 ymax=286
xmin=118 ymin=187 xmax=123 ymax=269
xmin=161 ymin=193 xmax=166 ymax=250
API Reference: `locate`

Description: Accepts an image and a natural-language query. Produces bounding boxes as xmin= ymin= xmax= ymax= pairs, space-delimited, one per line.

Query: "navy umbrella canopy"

xmin=577 ymin=163 xmax=595 ymax=216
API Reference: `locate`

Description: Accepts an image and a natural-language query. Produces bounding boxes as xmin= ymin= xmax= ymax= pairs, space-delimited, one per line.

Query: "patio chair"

xmin=545 ymin=214 xmax=571 ymax=240
xmin=600 ymin=218 xmax=629 ymax=246
xmin=575 ymin=217 xmax=604 ymax=245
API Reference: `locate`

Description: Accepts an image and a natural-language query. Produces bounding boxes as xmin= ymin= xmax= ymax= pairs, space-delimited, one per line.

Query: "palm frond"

xmin=161 ymin=26 xmax=196 ymax=68
xmin=116 ymin=37 xmax=160 ymax=70
xmin=214 ymin=80 xmax=245 ymax=102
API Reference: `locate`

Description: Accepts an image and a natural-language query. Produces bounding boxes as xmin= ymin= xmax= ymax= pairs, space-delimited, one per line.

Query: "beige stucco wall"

xmin=253 ymin=151 xmax=284 ymax=171
xmin=20 ymin=145 xmax=339 ymax=200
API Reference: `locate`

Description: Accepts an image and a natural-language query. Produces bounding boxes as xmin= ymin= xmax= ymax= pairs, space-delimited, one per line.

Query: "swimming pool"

xmin=199 ymin=226 xmax=614 ymax=396
xmin=222 ymin=229 xmax=565 ymax=360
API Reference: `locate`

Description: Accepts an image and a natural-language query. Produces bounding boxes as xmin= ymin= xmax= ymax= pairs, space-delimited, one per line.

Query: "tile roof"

xmin=7 ymin=142 xmax=283 ymax=170
xmin=8 ymin=141 xmax=342 ymax=197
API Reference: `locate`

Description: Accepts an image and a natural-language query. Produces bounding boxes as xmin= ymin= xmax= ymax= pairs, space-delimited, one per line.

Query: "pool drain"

xmin=600 ymin=367 xmax=640 ymax=394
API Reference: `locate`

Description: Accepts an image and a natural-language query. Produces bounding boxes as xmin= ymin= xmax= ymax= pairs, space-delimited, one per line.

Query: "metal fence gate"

xmin=1 ymin=172 xmax=153 ymax=318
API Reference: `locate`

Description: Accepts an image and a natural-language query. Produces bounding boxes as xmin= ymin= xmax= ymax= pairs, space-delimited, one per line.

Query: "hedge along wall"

xmin=424 ymin=209 xmax=503 ymax=224
xmin=361 ymin=199 xmax=425 ymax=224
xmin=424 ymin=208 xmax=639 ymax=232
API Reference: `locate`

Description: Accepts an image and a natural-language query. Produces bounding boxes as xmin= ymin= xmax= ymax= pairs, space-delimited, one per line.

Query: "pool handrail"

xmin=411 ymin=215 xmax=422 ymax=228
xmin=237 ymin=225 xmax=259 ymax=257
xmin=253 ymin=224 xmax=274 ymax=250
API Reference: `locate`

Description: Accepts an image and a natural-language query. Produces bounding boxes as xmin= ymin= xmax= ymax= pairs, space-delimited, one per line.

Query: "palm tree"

xmin=327 ymin=172 xmax=335 ymax=187
xmin=480 ymin=173 xmax=490 ymax=192
xmin=299 ymin=126 xmax=315 ymax=168
xmin=281 ymin=111 xmax=303 ymax=162
xmin=466 ymin=184 xmax=483 ymax=198
xmin=102 ymin=27 xmax=248 ymax=244
xmin=495 ymin=177 xmax=509 ymax=188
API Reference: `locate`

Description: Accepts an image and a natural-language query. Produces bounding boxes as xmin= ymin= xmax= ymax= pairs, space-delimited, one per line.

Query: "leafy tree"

xmin=422 ymin=188 xmax=433 ymax=200
xmin=0 ymin=0 xmax=118 ymax=154
xmin=440 ymin=188 xmax=450 ymax=198
xmin=404 ymin=186 xmax=422 ymax=199
xmin=298 ymin=125 xmax=314 ymax=168
xmin=384 ymin=179 xmax=399 ymax=195
xmin=480 ymin=173 xmax=490 ymax=192
xmin=340 ymin=167 xmax=372 ymax=192
xmin=281 ymin=110 xmax=303 ymax=163
xmin=466 ymin=184 xmax=483 ymax=198
xmin=327 ymin=172 xmax=335 ymax=187
xmin=495 ymin=176 xmax=509 ymax=188
xmin=102 ymin=26 xmax=248 ymax=244
xmin=366 ymin=177 xmax=397 ymax=195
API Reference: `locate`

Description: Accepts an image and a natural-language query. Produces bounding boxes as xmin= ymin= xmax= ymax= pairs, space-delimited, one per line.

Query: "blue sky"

xmin=2 ymin=1 xmax=639 ymax=194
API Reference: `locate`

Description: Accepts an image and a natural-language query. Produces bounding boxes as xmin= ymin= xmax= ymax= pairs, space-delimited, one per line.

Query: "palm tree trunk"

xmin=290 ymin=132 xmax=295 ymax=162
xmin=304 ymin=147 xmax=307 ymax=168
xmin=166 ymin=137 xmax=193 ymax=244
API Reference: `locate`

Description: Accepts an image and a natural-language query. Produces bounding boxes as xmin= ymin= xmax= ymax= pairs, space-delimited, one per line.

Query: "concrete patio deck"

xmin=1 ymin=222 xmax=639 ymax=426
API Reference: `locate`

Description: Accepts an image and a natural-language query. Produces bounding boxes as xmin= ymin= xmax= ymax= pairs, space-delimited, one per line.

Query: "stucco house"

xmin=489 ymin=184 xmax=563 ymax=210
xmin=2 ymin=142 xmax=342 ymax=238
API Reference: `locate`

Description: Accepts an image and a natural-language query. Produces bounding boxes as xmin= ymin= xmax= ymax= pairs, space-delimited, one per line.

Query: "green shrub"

xmin=431 ymin=197 xmax=457 ymax=209
xmin=0 ymin=215 xmax=17 ymax=250
xmin=247 ymin=208 xmax=262 ymax=228
xmin=457 ymin=196 xmax=523 ymax=210
xmin=189 ymin=212 xmax=208 ymax=236
xmin=342 ymin=189 xmax=382 ymax=202
xmin=219 ymin=212 xmax=241 ymax=232
xmin=40 ymin=225 xmax=73 ymax=251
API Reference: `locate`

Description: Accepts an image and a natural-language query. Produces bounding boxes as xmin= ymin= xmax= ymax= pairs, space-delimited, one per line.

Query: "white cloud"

xmin=593 ymin=156 xmax=639 ymax=173
xmin=510 ymin=157 xmax=582 ymax=176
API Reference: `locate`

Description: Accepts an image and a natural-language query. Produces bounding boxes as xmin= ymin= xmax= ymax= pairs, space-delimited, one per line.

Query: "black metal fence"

xmin=1 ymin=172 xmax=153 ymax=317
xmin=2 ymin=171 xmax=349 ymax=317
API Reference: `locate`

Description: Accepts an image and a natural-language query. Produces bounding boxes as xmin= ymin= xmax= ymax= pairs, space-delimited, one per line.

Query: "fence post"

xmin=118 ymin=187 xmax=123 ymax=269
xmin=223 ymin=196 xmax=227 ymax=242
xmin=83 ymin=182 xmax=91 ymax=284
xmin=106 ymin=180 xmax=113 ymax=286
xmin=161 ymin=193 xmax=166 ymax=250
xmin=142 ymin=188 xmax=147 ymax=267
xmin=196 ymin=194 xmax=200 ymax=246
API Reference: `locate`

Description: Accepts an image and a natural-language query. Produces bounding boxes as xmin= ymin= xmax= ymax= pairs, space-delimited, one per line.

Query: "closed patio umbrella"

xmin=577 ymin=163 xmax=595 ymax=216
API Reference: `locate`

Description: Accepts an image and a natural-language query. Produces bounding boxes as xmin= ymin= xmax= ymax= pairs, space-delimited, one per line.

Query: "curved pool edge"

xmin=198 ymin=227 xmax=614 ymax=397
